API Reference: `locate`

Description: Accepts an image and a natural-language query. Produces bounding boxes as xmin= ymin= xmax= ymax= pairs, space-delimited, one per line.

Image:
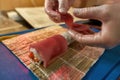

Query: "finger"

xmin=58 ymin=0 xmax=69 ymax=13
xmin=73 ymin=5 xmax=107 ymax=20
xmin=45 ymin=0 xmax=61 ymax=22
xmin=48 ymin=16 xmax=62 ymax=23
xmin=68 ymin=29 xmax=104 ymax=47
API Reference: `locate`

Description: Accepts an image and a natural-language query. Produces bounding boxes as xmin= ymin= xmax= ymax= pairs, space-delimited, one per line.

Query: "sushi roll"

xmin=29 ymin=32 xmax=73 ymax=67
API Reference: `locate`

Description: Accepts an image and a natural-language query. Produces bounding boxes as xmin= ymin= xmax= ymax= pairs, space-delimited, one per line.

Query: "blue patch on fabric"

xmin=0 ymin=42 xmax=39 ymax=80
xmin=83 ymin=45 xmax=120 ymax=80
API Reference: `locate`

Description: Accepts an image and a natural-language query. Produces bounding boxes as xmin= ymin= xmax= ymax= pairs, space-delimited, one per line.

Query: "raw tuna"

xmin=29 ymin=35 xmax=68 ymax=67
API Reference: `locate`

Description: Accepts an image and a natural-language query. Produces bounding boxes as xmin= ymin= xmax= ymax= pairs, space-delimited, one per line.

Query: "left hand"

xmin=44 ymin=0 xmax=74 ymax=23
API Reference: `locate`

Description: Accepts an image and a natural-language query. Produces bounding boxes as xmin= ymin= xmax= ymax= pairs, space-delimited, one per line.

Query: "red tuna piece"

xmin=29 ymin=35 xmax=68 ymax=67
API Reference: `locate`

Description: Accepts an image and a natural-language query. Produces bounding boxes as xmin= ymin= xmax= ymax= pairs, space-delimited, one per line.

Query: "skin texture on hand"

xmin=44 ymin=0 xmax=74 ymax=22
xmin=45 ymin=0 xmax=120 ymax=48
xmin=69 ymin=2 xmax=120 ymax=48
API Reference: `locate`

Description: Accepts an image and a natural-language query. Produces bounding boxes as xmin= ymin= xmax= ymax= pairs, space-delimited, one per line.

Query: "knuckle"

xmin=74 ymin=32 xmax=81 ymax=41
xmin=101 ymin=33 xmax=119 ymax=49
xmin=73 ymin=8 xmax=88 ymax=17
xmin=102 ymin=39 xmax=117 ymax=49
xmin=100 ymin=5 xmax=111 ymax=21
xmin=73 ymin=9 xmax=80 ymax=16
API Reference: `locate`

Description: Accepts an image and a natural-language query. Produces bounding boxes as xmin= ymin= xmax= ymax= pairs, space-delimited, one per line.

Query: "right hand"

xmin=44 ymin=0 xmax=74 ymax=23
xmin=68 ymin=2 xmax=120 ymax=49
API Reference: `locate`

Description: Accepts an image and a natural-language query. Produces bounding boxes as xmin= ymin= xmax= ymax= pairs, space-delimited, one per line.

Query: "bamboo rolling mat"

xmin=0 ymin=15 xmax=28 ymax=34
xmin=15 ymin=7 xmax=81 ymax=28
xmin=3 ymin=26 xmax=104 ymax=80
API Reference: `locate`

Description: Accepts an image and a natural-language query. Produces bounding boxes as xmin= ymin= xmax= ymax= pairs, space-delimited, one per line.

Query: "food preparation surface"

xmin=3 ymin=26 xmax=104 ymax=80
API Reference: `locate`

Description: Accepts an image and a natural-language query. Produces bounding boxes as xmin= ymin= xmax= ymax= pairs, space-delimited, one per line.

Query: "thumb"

xmin=58 ymin=0 xmax=69 ymax=13
xmin=68 ymin=29 xmax=104 ymax=47
xmin=73 ymin=5 xmax=107 ymax=20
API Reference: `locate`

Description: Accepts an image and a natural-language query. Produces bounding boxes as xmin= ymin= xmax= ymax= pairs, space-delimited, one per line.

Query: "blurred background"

xmin=0 ymin=0 xmax=44 ymax=10
xmin=0 ymin=0 xmax=104 ymax=40
xmin=0 ymin=0 xmax=105 ymax=11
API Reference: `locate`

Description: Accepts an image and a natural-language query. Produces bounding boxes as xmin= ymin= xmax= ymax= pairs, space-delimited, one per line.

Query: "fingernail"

xmin=54 ymin=17 xmax=59 ymax=21
xmin=52 ymin=14 xmax=61 ymax=22
xmin=59 ymin=8 xmax=67 ymax=14
xmin=68 ymin=29 xmax=75 ymax=36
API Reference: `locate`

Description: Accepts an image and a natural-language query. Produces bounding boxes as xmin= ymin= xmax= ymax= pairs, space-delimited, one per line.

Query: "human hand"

xmin=44 ymin=0 xmax=74 ymax=22
xmin=68 ymin=2 xmax=120 ymax=48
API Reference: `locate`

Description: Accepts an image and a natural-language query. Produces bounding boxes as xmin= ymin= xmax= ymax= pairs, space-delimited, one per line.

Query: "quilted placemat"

xmin=2 ymin=25 xmax=104 ymax=80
